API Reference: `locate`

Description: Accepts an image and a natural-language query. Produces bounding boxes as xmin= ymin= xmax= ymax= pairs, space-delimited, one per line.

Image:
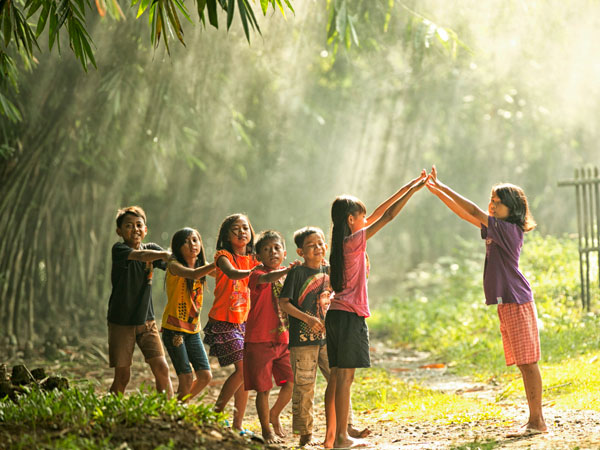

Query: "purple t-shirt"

xmin=330 ymin=229 xmax=370 ymax=317
xmin=480 ymin=216 xmax=533 ymax=305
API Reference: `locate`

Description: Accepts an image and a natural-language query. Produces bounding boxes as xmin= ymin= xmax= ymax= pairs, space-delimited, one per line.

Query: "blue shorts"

xmin=162 ymin=329 xmax=210 ymax=375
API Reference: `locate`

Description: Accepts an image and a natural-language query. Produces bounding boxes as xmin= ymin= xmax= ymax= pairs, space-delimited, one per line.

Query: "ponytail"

xmin=329 ymin=195 xmax=366 ymax=293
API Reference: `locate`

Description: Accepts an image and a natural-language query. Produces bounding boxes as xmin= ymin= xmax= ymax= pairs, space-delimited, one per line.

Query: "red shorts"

xmin=497 ymin=302 xmax=541 ymax=366
xmin=243 ymin=342 xmax=293 ymax=392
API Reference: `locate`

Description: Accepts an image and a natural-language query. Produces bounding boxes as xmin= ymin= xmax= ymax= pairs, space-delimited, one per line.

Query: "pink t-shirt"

xmin=330 ymin=229 xmax=370 ymax=317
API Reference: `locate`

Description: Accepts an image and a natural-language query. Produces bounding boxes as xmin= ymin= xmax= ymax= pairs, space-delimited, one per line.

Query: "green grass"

xmin=0 ymin=385 xmax=225 ymax=449
xmin=351 ymin=368 xmax=503 ymax=424
xmin=369 ymin=233 xmax=600 ymax=410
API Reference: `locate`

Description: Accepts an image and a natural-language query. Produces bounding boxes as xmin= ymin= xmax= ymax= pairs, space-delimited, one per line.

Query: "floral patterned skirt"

xmin=203 ymin=319 xmax=246 ymax=367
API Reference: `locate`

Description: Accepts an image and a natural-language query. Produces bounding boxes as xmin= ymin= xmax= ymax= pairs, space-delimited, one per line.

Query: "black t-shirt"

xmin=107 ymin=242 xmax=167 ymax=326
xmin=279 ymin=265 xmax=330 ymax=347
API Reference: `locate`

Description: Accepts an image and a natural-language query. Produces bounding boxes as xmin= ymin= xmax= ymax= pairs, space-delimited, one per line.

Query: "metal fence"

xmin=558 ymin=166 xmax=600 ymax=311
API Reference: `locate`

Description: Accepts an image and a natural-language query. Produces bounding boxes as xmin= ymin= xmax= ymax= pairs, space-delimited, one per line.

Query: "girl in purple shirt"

xmin=426 ymin=165 xmax=547 ymax=436
xmin=325 ymin=170 xmax=427 ymax=449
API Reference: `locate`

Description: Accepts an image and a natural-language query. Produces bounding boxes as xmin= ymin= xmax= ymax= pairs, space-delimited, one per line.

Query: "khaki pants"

xmin=289 ymin=344 xmax=354 ymax=435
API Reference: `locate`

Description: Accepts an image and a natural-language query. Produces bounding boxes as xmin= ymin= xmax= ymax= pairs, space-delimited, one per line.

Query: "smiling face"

xmin=228 ymin=217 xmax=252 ymax=254
xmin=116 ymin=213 xmax=147 ymax=249
xmin=297 ymin=232 xmax=327 ymax=268
xmin=489 ymin=193 xmax=510 ymax=220
xmin=256 ymin=238 xmax=286 ymax=270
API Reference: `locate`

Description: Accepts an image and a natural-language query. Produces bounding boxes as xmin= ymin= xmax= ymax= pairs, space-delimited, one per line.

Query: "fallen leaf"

xmin=419 ymin=363 xmax=446 ymax=369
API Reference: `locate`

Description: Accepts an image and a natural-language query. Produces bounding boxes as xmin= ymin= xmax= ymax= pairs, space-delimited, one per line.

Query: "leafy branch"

xmin=0 ymin=0 xmax=294 ymax=122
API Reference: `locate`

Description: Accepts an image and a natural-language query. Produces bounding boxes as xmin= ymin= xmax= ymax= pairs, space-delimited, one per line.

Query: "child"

xmin=426 ymin=165 xmax=547 ymax=436
xmin=326 ymin=171 xmax=427 ymax=449
xmin=161 ymin=228 xmax=215 ymax=401
xmin=203 ymin=213 xmax=258 ymax=431
xmin=279 ymin=227 xmax=369 ymax=447
xmin=245 ymin=230 xmax=296 ymax=444
xmin=107 ymin=206 xmax=174 ymax=397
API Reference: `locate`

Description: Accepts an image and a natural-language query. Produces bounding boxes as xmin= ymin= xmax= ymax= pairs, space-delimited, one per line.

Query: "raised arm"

xmin=366 ymin=169 xmax=428 ymax=226
xmin=168 ymin=260 xmax=216 ymax=279
xmin=427 ymin=165 xmax=488 ymax=228
xmin=365 ymin=171 xmax=427 ymax=240
xmin=217 ymin=255 xmax=252 ymax=280
xmin=427 ymin=184 xmax=482 ymax=228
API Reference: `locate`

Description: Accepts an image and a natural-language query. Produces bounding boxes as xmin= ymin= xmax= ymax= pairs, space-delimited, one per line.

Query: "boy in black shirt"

xmin=107 ymin=206 xmax=173 ymax=397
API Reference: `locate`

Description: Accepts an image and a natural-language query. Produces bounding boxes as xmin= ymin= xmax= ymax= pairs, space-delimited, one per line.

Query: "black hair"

xmin=171 ymin=228 xmax=207 ymax=290
xmin=255 ymin=230 xmax=285 ymax=253
xmin=293 ymin=226 xmax=325 ymax=249
xmin=329 ymin=195 xmax=367 ymax=293
xmin=492 ymin=183 xmax=536 ymax=232
xmin=215 ymin=213 xmax=255 ymax=255
xmin=116 ymin=206 xmax=146 ymax=228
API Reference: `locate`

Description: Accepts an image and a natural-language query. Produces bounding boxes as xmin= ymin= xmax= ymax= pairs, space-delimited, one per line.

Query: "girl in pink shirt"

xmin=325 ymin=170 xmax=427 ymax=449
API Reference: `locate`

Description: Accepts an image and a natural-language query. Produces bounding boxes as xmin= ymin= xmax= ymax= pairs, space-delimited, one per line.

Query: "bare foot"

xmin=526 ymin=420 xmax=548 ymax=433
xmin=333 ymin=436 xmax=368 ymax=449
xmin=262 ymin=431 xmax=283 ymax=444
xmin=348 ymin=424 xmax=371 ymax=439
xmin=269 ymin=413 xmax=286 ymax=438
xmin=506 ymin=422 xmax=548 ymax=438
xmin=300 ymin=433 xmax=319 ymax=447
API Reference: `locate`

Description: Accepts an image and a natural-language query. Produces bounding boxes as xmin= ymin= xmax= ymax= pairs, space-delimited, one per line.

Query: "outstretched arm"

xmin=427 ymin=165 xmax=488 ymax=228
xmin=168 ymin=260 xmax=216 ymax=279
xmin=128 ymin=249 xmax=171 ymax=262
xmin=366 ymin=169 xmax=427 ymax=227
xmin=216 ymin=255 xmax=252 ymax=280
xmin=365 ymin=170 xmax=427 ymax=240
xmin=255 ymin=260 xmax=302 ymax=285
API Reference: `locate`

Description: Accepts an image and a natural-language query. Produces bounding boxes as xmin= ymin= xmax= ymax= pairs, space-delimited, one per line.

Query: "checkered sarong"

xmin=497 ymin=301 xmax=541 ymax=366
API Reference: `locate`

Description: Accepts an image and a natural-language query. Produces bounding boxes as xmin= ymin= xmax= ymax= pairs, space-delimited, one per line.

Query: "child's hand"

xmin=161 ymin=251 xmax=172 ymax=262
xmin=306 ymin=316 xmax=325 ymax=334
xmin=426 ymin=165 xmax=439 ymax=191
xmin=288 ymin=260 xmax=302 ymax=269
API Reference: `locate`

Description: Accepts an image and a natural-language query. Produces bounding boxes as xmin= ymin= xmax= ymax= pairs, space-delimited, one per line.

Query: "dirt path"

xmin=197 ymin=340 xmax=600 ymax=449
xmin=23 ymin=338 xmax=600 ymax=449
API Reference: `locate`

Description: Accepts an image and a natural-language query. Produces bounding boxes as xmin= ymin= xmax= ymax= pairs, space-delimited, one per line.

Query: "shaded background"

xmin=1 ymin=0 xmax=599 ymax=346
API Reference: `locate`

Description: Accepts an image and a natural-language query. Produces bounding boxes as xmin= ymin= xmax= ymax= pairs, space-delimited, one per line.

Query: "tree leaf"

xmin=0 ymin=91 xmax=22 ymax=122
xmin=3 ymin=4 xmax=12 ymax=47
xmin=237 ymin=0 xmax=249 ymax=42
xmin=206 ymin=0 xmax=217 ymax=27
xmin=260 ymin=0 xmax=267 ymax=15
xmin=226 ymin=0 xmax=234 ymax=30
xmin=35 ymin=3 xmax=50 ymax=37
xmin=136 ymin=0 xmax=151 ymax=19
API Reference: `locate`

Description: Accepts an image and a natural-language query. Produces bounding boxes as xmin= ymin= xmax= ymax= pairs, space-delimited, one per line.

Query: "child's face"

xmin=297 ymin=232 xmax=327 ymax=267
xmin=257 ymin=238 xmax=286 ymax=270
xmin=489 ymin=193 xmax=510 ymax=220
xmin=348 ymin=211 xmax=367 ymax=234
xmin=228 ymin=217 xmax=252 ymax=253
xmin=116 ymin=213 xmax=147 ymax=249
xmin=180 ymin=232 xmax=202 ymax=261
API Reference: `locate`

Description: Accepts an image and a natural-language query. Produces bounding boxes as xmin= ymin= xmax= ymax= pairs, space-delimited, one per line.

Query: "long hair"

xmin=492 ymin=183 xmax=536 ymax=232
xmin=171 ymin=228 xmax=207 ymax=291
xmin=215 ymin=213 xmax=255 ymax=255
xmin=329 ymin=195 xmax=367 ymax=293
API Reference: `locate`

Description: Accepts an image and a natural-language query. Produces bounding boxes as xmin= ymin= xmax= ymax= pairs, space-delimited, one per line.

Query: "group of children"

xmin=107 ymin=166 xmax=547 ymax=449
